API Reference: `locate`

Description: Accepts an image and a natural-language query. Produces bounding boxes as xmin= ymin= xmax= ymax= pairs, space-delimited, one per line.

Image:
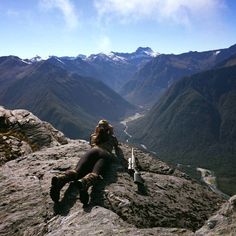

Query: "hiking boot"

xmin=77 ymin=172 xmax=100 ymax=205
xmin=50 ymin=170 xmax=78 ymax=202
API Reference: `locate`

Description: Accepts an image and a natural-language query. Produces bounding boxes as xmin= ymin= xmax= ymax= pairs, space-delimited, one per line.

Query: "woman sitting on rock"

xmin=50 ymin=119 xmax=119 ymax=205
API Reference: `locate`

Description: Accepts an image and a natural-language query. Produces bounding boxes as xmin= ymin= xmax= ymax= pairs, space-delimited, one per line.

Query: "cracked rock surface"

xmin=0 ymin=107 xmax=68 ymax=165
xmin=0 ymin=107 xmax=234 ymax=235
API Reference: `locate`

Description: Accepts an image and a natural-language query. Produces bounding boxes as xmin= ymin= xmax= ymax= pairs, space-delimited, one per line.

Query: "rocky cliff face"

xmin=0 ymin=107 xmax=235 ymax=235
xmin=195 ymin=195 xmax=236 ymax=235
xmin=0 ymin=106 xmax=68 ymax=165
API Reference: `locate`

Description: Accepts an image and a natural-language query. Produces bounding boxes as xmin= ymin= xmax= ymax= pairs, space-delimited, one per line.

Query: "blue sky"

xmin=0 ymin=0 xmax=236 ymax=58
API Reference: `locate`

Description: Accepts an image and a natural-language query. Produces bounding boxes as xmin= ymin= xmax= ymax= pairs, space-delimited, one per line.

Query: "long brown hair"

xmin=94 ymin=127 xmax=110 ymax=144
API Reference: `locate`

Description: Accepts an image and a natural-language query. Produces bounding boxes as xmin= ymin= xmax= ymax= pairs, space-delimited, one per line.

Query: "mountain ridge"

xmin=2 ymin=47 xmax=155 ymax=93
xmin=121 ymin=44 xmax=236 ymax=107
xmin=128 ymin=61 xmax=236 ymax=195
xmin=0 ymin=60 xmax=135 ymax=139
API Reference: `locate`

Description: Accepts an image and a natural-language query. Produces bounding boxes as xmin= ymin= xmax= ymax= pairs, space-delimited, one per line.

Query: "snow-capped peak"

xmin=86 ymin=47 xmax=159 ymax=63
xmin=76 ymin=54 xmax=87 ymax=60
xmin=107 ymin=52 xmax=127 ymax=62
xmin=135 ymin=47 xmax=159 ymax=57
xmin=30 ymin=55 xmax=43 ymax=63
xmin=87 ymin=52 xmax=125 ymax=63
xmin=21 ymin=55 xmax=43 ymax=64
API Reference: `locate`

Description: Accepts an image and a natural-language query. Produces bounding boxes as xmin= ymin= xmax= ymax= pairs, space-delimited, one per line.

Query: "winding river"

xmin=120 ymin=112 xmax=144 ymax=142
xmin=120 ymin=113 xmax=229 ymax=198
xmin=196 ymin=167 xmax=229 ymax=199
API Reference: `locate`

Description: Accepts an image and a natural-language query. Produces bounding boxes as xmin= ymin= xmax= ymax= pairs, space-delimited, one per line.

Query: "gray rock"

xmin=0 ymin=107 xmax=68 ymax=165
xmin=0 ymin=107 xmax=231 ymax=235
xmin=195 ymin=195 xmax=236 ymax=235
xmin=0 ymin=140 xmax=225 ymax=236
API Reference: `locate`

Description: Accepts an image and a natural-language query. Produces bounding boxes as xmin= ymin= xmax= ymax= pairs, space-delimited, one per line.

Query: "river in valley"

xmin=196 ymin=167 xmax=229 ymax=199
xmin=120 ymin=112 xmax=144 ymax=142
xmin=176 ymin=164 xmax=229 ymax=199
xmin=120 ymin=113 xmax=229 ymax=198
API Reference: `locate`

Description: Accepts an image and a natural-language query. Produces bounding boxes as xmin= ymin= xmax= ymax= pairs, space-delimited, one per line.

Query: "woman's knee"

xmin=92 ymin=158 xmax=109 ymax=175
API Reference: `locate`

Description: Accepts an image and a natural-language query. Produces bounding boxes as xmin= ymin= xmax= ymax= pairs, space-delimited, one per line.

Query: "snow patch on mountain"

xmin=54 ymin=57 xmax=65 ymax=65
xmin=21 ymin=59 xmax=32 ymax=65
xmin=135 ymin=47 xmax=159 ymax=57
xmin=21 ymin=47 xmax=159 ymax=64
xmin=86 ymin=47 xmax=159 ymax=63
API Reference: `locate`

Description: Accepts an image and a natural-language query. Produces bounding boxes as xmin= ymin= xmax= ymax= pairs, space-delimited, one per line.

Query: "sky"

xmin=0 ymin=0 xmax=236 ymax=58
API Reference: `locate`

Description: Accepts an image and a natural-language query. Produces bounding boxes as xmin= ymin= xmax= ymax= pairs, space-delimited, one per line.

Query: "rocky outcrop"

xmin=196 ymin=195 xmax=236 ymax=235
xmin=0 ymin=140 xmax=226 ymax=235
xmin=0 ymin=107 xmax=233 ymax=235
xmin=0 ymin=106 xmax=68 ymax=165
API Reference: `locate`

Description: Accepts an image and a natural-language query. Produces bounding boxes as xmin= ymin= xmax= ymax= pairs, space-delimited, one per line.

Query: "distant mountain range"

xmin=128 ymin=55 xmax=236 ymax=195
xmin=0 ymin=47 xmax=158 ymax=138
xmin=121 ymin=44 xmax=236 ymax=107
xmin=0 ymin=57 xmax=135 ymax=139
xmin=22 ymin=47 xmax=158 ymax=92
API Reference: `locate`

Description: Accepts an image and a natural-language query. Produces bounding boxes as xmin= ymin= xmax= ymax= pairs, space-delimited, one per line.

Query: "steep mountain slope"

xmin=128 ymin=63 xmax=236 ymax=195
xmin=0 ymin=107 xmax=227 ymax=235
xmin=0 ymin=56 xmax=35 ymax=89
xmin=0 ymin=60 xmax=135 ymax=139
xmin=46 ymin=56 xmax=98 ymax=79
xmin=121 ymin=44 xmax=236 ymax=107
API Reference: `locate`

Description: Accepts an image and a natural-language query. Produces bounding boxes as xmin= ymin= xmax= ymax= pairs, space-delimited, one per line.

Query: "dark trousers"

xmin=75 ymin=147 xmax=110 ymax=179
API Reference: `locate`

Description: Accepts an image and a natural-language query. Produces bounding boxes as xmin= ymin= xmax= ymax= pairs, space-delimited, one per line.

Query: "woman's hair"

xmin=94 ymin=127 xmax=110 ymax=144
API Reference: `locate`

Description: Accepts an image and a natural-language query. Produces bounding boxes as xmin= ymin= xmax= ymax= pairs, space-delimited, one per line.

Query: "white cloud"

xmin=97 ymin=35 xmax=112 ymax=52
xmin=94 ymin=0 xmax=226 ymax=26
xmin=39 ymin=0 xmax=79 ymax=29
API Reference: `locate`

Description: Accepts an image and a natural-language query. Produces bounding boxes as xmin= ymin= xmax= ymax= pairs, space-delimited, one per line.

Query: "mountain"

xmin=71 ymin=47 xmax=159 ymax=91
xmin=28 ymin=47 xmax=158 ymax=92
xmin=216 ymin=53 xmax=236 ymax=68
xmin=109 ymin=47 xmax=159 ymax=62
xmin=1 ymin=107 xmax=230 ymax=235
xmin=128 ymin=61 xmax=236 ymax=196
xmin=121 ymin=44 xmax=236 ymax=107
xmin=0 ymin=59 xmax=135 ymax=139
xmin=46 ymin=55 xmax=98 ymax=79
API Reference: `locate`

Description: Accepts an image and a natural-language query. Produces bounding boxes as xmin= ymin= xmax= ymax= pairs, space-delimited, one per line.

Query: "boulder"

xmin=196 ymin=195 xmax=236 ymax=235
xmin=0 ymin=106 xmax=68 ymax=165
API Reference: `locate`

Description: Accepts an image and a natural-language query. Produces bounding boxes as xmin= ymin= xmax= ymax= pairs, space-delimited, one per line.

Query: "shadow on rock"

xmin=90 ymin=148 xmax=125 ymax=207
xmin=53 ymin=182 xmax=81 ymax=216
xmin=90 ymin=147 xmax=148 ymax=206
xmin=137 ymin=182 xmax=148 ymax=196
xmin=53 ymin=147 xmax=148 ymax=216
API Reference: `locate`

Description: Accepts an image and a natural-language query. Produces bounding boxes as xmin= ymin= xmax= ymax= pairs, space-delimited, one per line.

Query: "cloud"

xmin=6 ymin=9 xmax=20 ymax=17
xmin=39 ymin=0 xmax=79 ymax=29
xmin=97 ymin=35 xmax=112 ymax=52
xmin=94 ymin=0 xmax=226 ymax=26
